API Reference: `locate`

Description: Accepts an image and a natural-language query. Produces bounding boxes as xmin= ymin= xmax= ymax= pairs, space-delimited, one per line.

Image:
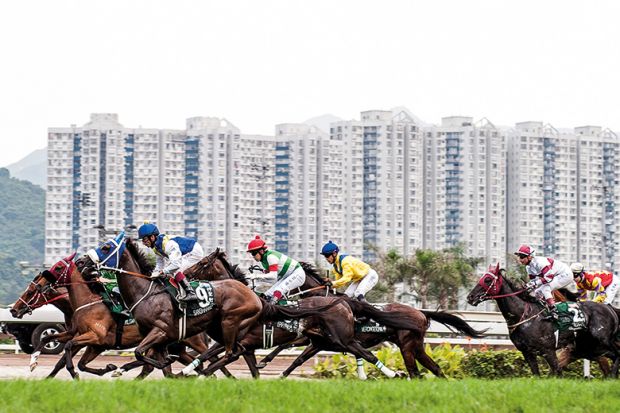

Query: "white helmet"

xmin=570 ymin=262 xmax=584 ymax=275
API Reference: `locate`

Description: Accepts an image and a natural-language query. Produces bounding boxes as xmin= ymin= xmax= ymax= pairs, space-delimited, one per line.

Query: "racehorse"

xmin=183 ymin=248 xmax=485 ymax=379
xmin=79 ymin=236 xmax=339 ymax=375
xmin=467 ymin=263 xmax=620 ymax=376
xmin=28 ymin=252 xmax=219 ymax=379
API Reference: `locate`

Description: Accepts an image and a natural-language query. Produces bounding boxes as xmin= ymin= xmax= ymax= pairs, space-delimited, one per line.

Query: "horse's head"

xmin=80 ymin=232 xmax=126 ymax=278
xmin=10 ymin=262 xmax=70 ymax=319
xmin=467 ymin=262 xmax=505 ymax=306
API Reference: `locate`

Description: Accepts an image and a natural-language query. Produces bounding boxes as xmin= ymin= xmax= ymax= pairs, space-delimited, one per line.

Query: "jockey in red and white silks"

xmin=514 ymin=244 xmax=573 ymax=309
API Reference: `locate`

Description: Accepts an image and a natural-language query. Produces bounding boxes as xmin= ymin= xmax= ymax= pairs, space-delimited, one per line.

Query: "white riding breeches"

xmin=344 ymin=269 xmax=379 ymax=298
xmin=265 ymin=266 xmax=306 ymax=298
xmin=533 ymin=270 xmax=573 ymax=300
xmin=604 ymin=276 xmax=620 ymax=304
xmin=178 ymin=243 xmax=205 ymax=273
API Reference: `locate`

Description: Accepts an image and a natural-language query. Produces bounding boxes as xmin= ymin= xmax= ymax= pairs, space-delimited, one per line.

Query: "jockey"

xmin=138 ymin=222 xmax=204 ymax=302
xmin=320 ymin=240 xmax=378 ymax=302
xmin=515 ymin=244 xmax=573 ymax=319
xmin=570 ymin=262 xmax=620 ymax=304
xmin=246 ymin=235 xmax=306 ymax=304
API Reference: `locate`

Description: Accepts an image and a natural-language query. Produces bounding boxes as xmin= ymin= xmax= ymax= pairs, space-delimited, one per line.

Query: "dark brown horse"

xmin=29 ymin=253 xmax=221 ymax=379
xmin=467 ymin=263 xmax=620 ymax=377
xmin=79 ymin=237 xmax=338 ymax=376
xmin=183 ymin=248 xmax=485 ymax=378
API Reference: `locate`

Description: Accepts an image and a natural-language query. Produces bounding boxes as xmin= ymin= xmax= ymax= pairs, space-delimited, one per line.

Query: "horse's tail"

xmin=421 ymin=310 xmax=487 ymax=338
xmin=345 ymin=299 xmax=428 ymax=331
xmin=260 ymin=298 xmax=342 ymax=322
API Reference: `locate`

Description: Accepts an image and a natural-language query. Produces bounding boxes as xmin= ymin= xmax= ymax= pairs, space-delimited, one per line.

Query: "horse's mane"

xmin=214 ymin=250 xmax=248 ymax=285
xmin=126 ymin=238 xmax=155 ymax=275
xmin=300 ymin=262 xmax=327 ymax=285
xmin=501 ymin=273 xmax=543 ymax=304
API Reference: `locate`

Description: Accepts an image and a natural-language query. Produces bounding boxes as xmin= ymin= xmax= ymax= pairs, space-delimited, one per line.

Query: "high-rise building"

xmin=274 ymin=124 xmax=327 ymax=262
xmin=424 ymin=117 xmax=506 ymax=263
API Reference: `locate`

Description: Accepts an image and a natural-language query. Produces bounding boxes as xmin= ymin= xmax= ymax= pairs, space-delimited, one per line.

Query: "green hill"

xmin=0 ymin=168 xmax=45 ymax=305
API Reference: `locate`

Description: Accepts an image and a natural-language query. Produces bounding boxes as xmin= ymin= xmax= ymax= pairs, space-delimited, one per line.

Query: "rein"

xmin=98 ymin=265 xmax=152 ymax=280
xmin=485 ymin=289 xmax=526 ymax=300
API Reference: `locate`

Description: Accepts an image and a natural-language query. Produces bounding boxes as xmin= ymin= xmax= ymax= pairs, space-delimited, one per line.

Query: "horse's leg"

xmin=406 ymin=336 xmax=443 ymax=378
xmin=596 ymin=357 xmax=611 ymax=378
xmin=30 ymin=330 xmax=73 ymax=371
xmin=542 ymin=350 xmax=561 ymax=376
xmin=181 ymin=341 xmax=230 ymax=375
xmin=258 ymin=337 xmax=309 ymax=369
xmin=183 ymin=337 xmax=234 ymax=377
xmin=242 ymin=351 xmax=260 ymax=379
xmin=63 ymin=331 xmax=101 ymax=379
xmin=345 ymin=340 xmax=399 ymax=378
xmin=198 ymin=343 xmax=247 ymax=377
xmin=45 ymin=344 xmax=81 ymax=378
xmin=280 ymin=344 xmax=321 ymax=378
xmin=134 ymin=328 xmax=174 ymax=369
xmin=76 ymin=346 xmax=117 ymax=376
xmin=522 ymin=351 xmax=541 ymax=376
xmin=611 ymin=357 xmax=620 ymax=378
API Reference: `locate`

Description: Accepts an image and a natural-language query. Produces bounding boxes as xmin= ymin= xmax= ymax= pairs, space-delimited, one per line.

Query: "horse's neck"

xmin=52 ymin=296 xmax=74 ymax=317
xmin=495 ymin=283 xmax=531 ymax=324
xmin=66 ymin=271 xmax=101 ymax=309
xmin=116 ymin=271 xmax=154 ymax=307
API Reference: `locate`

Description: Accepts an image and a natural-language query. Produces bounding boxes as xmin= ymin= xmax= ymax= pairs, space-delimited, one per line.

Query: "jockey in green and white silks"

xmin=246 ymin=235 xmax=306 ymax=304
xmin=138 ymin=222 xmax=204 ymax=302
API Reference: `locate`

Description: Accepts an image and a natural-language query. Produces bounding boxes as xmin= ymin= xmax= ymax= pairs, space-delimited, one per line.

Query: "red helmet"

xmin=514 ymin=244 xmax=535 ymax=256
xmin=247 ymin=235 xmax=267 ymax=253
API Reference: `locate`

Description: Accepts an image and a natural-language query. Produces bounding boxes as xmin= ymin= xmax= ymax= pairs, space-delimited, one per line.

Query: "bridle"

xmin=15 ymin=275 xmax=69 ymax=315
xmin=475 ymin=271 xmax=525 ymax=302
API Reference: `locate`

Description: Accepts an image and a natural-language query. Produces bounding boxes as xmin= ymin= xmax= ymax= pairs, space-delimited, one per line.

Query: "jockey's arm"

xmin=576 ymin=286 xmax=588 ymax=302
xmin=591 ymin=277 xmax=605 ymax=294
xmin=162 ymin=241 xmax=182 ymax=275
xmin=152 ymin=254 xmax=165 ymax=276
xmin=331 ymin=264 xmax=353 ymax=289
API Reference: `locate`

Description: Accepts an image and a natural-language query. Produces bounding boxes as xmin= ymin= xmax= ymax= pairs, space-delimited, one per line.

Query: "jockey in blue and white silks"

xmin=138 ymin=222 xmax=204 ymax=302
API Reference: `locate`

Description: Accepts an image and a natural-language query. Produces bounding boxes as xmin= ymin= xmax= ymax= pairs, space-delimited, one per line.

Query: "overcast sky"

xmin=1 ymin=0 xmax=619 ymax=167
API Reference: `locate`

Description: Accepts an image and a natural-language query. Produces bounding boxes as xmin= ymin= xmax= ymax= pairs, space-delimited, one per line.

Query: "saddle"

xmin=553 ymin=302 xmax=587 ymax=332
xmin=162 ymin=278 xmax=216 ymax=317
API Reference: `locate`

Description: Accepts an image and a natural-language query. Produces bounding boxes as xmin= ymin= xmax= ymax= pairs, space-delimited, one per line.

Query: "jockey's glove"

xmin=150 ymin=271 xmax=166 ymax=279
xmin=524 ymin=280 xmax=537 ymax=291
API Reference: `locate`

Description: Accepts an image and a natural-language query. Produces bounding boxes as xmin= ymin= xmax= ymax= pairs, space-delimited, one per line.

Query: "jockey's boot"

xmin=178 ymin=278 xmax=198 ymax=302
xmin=111 ymin=292 xmax=131 ymax=318
xmin=542 ymin=297 xmax=558 ymax=321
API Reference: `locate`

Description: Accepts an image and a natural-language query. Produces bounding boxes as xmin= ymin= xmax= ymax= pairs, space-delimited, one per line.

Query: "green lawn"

xmin=1 ymin=378 xmax=619 ymax=413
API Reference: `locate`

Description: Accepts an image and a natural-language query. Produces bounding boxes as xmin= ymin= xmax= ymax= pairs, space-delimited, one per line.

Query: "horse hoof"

xmin=73 ymin=373 xmax=80 ymax=380
xmin=29 ymin=362 xmax=38 ymax=372
xmin=111 ymin=369 xmax=123 ymax=378
xmin=395 ymin=371 xmax=408 ymax=379
xmin=257 ymin=362 xmax=267 ymax=369
xmin=106 ymin=364 xmax=117 ymax=372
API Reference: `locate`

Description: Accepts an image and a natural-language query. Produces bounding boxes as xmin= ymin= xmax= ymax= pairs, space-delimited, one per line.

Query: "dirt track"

xmin=0 ymin=352 xmax=317 ymax=380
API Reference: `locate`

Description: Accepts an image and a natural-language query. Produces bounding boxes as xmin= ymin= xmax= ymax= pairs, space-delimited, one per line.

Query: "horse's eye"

xmin=101 ymin=245 xmax=110 ymax=253
xmin=484 ymin=278 xmax=492 ymax=286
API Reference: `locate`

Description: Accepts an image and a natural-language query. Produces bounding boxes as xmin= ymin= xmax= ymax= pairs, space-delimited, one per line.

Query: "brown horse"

xmin=79 ymin=237 xmax=338 ymax=375
xmin=30 ymin=253 xmax=218 ymax=379
xmin=183 ymin=248 xmax=484 ymax=378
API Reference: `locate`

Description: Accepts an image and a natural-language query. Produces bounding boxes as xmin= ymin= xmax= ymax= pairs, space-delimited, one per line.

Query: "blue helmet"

xmin=138 ymin=222 xmax=159 ymax=239
xmin=321 ymin=240 xmax=339 ymax=256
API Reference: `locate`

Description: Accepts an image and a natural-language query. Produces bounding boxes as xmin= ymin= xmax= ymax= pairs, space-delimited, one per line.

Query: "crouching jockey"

xmin=138 ymin=222 xmax=204 ymax=302
xmin=515 ymin=244 xmax=573 ymax=320
xmin=320 ymin=240 xmax=378 ymax=302
xmin=246 ymin=235 xmax=306 ymax=304
xmin=570 ymin=262 xmax=620 ymax=304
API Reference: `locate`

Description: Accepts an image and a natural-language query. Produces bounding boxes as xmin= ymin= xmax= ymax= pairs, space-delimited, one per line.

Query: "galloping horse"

xmin=30 ymin=252 xmax=217 ymax=379
xmin=79 ymin=237 xmax=338 ymax=375
xmin=183 ymin=248 xmax=485 ymax=379
xmin=467 ymin=263 xmax=620 ymax=376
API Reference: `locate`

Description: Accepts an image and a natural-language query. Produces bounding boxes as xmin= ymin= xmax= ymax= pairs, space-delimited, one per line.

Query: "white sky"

xmin=1 ymin=0 xmax=619 ymax=167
